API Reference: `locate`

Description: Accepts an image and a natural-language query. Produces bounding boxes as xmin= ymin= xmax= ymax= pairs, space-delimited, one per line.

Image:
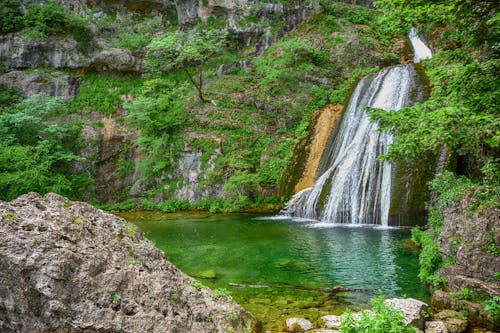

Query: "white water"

xmin=283 ymin=30 xmax=433 ymax=226
xmin=285 ymin=66 xmax=414 ymax=226
xmin=409 ymin=27 xmax=432 ymax=63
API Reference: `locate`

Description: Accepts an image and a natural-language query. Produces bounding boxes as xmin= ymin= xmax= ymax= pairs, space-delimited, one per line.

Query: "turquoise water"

xmin=118 ymin=211 xmax=428 ymax=329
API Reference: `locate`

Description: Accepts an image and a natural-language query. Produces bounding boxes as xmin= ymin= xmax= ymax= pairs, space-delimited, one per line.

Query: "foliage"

xmin=339 ymin=295 xmax=416 ymax=333
xmin=193 ymin=282 xmax=204 ymax=291
xmin=0 ymin=0 xmax=24 ymax=33
xmin=20 ymin=1 xmax=92 ymax=45
xmin=369 ymin=56 xmax=499 ymax=168
xmin=211 ymin=288 xmax=232 ymax=300
xmin=69 ymin=73 xmax=144 ymax=116
xmin=145 ymin=28 xmax=228 ymax=102
xmin=0 ymin=86 xmax=22 ymax=107
xmin=374 ymin=0 xmax=499 ymax=55
xmin=411 ymin=227 xmax=443 ymax=286
xmin=111 ymin=294 xmax=121 ymax=302
xmin=111 ymin=17 xmax=165 ymax=51
xmin=0 ymin=94 xmax=90 ymax=201
xmin=125 ymin=78 xmax=188 ymax=182
xmin=449 ymin=288 xmax=473 ymax=301
xmin=484 ymin=296 xmax=500 ymax=321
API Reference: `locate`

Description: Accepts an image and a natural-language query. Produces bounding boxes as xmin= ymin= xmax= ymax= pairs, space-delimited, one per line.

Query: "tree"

xmin=145 ymin=29 xmax=227 ymax=102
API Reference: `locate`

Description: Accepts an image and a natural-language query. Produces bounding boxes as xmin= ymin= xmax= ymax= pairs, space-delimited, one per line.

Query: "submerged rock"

xmin=0 ymin=193 xmax=254 ymax=333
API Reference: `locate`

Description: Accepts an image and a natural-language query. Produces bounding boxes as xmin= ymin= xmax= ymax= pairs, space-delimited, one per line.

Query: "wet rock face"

xmin=0 ymin=193 xmax=254 ymax=333
xmin=436 ymin=196 xmax=500 ymax=296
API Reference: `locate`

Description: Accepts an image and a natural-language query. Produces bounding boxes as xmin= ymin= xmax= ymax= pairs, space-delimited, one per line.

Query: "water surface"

xmin=118 ymin=211 xmax=427 ymax=329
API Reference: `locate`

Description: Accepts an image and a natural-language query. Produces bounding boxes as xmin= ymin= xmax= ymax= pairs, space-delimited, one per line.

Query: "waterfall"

xmin=283 ymin=30 xmax=432 ymax=226
xmin=409 ymin=28 xmax=432 ymax=63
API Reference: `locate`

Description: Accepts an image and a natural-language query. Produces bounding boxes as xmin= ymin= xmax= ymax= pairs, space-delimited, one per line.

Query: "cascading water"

xmin=409 ymin=27 xmax=432 ymax=63
xmin=283 ymin=30 xmax=432 ymax=226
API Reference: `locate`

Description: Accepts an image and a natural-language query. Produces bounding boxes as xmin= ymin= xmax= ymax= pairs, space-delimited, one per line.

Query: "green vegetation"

xmin=145 ymin=28 xmax=228 ymax=102
xmin=229 ymin=310 xmax=237 ymax=320
xmin=0 ymin=0 xmax=92 ymax=45
xmin=339 ymin=296 xmax=416 ymax=333
xmin=1 ymin=213 xmax=17 ymax=220
xmin=0 ymin=94 xmax=91 ymax=201
xmin=169 ymin=293 xmax=178 ymax=302
xmin=484 ymin=296 xmax=500 ymax=322
xmin=211 ymin=288 xmax=232 ymax=300
xmin=193 ymin=282 xmax=204 ymax=291
xmin=370 ymin=0 xmax=499 ymax=289
xmin=112 ymin=294 xmax=121 ymax=302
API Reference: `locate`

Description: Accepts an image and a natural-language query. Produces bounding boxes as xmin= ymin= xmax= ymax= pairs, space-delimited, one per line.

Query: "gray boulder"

xmin=318 ymin=315 xmax=343 ymax=329
xmin=285 ymin=317 xmax=314 ymax=332
xmin=0 ymin=193 xmax=254 ymax=333
xmin=384 ymin=298 xmax=429 ymax=330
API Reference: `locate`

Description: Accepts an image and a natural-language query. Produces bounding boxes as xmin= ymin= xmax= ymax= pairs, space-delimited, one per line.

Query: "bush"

xmin=0 ymin=0 xmax=24 ymax=33
xmin=0 ymin=94 xmax=90 ymax=200
xmin=22 ymin=1 xmax=92 ymax=45
xmin=411 ymin=228 xmax=443 ymax=286
xmin=339 ymin=296 xmax=416 ymax=333
xmin=484 ymin=296 xmax=500 ymax=323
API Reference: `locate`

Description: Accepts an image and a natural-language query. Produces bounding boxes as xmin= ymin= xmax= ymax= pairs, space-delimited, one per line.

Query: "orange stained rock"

xmin=295 ymin=104 xmax=343 ymax=193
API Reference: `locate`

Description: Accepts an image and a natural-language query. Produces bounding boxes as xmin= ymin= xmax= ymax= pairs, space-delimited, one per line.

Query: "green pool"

xmin=118 ymin=211 xmax=428 ymax=329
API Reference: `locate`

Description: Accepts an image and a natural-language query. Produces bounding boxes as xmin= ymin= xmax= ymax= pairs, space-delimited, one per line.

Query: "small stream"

xmin=118 ymin=211 xmax=428 ymax=330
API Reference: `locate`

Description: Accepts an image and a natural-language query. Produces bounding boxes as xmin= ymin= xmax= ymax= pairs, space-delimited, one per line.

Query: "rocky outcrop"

xmin=384 ymin=298 xmax=429 ymax=330
xmin=0 ymin=193 xmax=254 ymax=333
xmin=0 ymin=70 xmax=80 ymax=100
xmin=436 ymin=196 xmax=500 ymax=296
xmin=90 ymin=48 xmax=142 ymax=73
xmin=432 ymin=290 xmax=497 ymax=330
xmin=0 ymin=34 xmax=142 ymax=73
xmin=0 ymin=34 xmax=89 ymax=70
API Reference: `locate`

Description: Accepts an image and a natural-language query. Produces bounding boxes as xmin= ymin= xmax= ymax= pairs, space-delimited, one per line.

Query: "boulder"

xmin=285 ymin=317 xmax=314 ymax=332
xmin=318 ymin=315 xmax=343 ymax=329
xmin=0 ymin=193 xmax=254 ymax=333
xmin=90 ymin=48 xmax=142 ymax=73
xmin=426 ymin=321 xmax=449 ymax=333
xmin=384 ymin=298 xmax=429 ymax=330
xmin=431 ymin=290 xmax=495 ymax=330
xmin=434 ymin=310 xmax=468 ymax=333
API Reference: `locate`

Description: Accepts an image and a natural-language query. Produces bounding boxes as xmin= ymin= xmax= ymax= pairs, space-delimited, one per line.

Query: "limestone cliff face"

xmin=436 ymin=195 xmax=500 ymax=297
xmin=0 ymin=193 xmax=255 ymax=333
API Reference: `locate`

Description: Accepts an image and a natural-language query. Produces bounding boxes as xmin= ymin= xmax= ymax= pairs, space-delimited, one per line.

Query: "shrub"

xmin=484 ymin=296 xmax=500 ymax=322
xmin=23 ymin=1 xmax=92 ymax=45
xmin=0 ymin=0 xmax=24 ymax=33
xmin=339 ymin=296 xmax=416 ymax=333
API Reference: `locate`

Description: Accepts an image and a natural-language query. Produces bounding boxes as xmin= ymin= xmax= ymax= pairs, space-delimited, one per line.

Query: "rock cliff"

xmin=436 ymin=195 xmax=500 ymax=297
xmin=0 ymin=193 xmax=255 ymax=333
